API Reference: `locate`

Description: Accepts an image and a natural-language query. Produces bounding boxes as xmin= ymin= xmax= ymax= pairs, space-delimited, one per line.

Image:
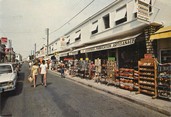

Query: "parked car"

xmin=0 ymin=63 xmax=18 ymax=92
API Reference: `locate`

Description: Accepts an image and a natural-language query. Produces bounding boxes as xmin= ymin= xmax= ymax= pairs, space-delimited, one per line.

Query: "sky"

xmin=0 ymin=0 xmax=114 ymax=58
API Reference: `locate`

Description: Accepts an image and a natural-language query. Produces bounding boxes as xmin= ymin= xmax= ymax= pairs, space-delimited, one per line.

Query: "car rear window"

xmin=0 ymin=65 xmax=12 ymax=74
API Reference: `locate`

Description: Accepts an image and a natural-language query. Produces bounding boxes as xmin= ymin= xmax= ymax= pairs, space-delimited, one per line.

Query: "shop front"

xmin=150 ymin=26 xmax=171 ymax=63
xmin=80 ymin=33 xmax=145 ymax=69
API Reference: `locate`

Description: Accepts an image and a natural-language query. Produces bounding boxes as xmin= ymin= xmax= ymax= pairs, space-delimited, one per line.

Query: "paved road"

xmin=0 ymin=62 xmax=168 ymax=117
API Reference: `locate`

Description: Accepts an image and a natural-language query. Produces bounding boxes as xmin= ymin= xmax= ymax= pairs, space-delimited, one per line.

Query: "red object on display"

xmin=144 ymin=54 xmax=153 ymax=59
xmin=64 ymin=58 xmax=73 ymax=61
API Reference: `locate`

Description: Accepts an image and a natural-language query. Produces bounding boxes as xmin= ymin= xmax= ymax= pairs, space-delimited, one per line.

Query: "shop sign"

xmin=137 ymin=0 xmax=150 ymax=23
xmin=1 ymin=37 xmax=8 ymax=44
xmin=81 ymin=38 xmax=136 ymax=53
xmin=112 ymin=38 xmax=136 ymax=48
xmin=96 ymin=44 xmax=112 ymax=51
xmin=108 ymin=57 xmax=115 ymax=61
xmin=69 ymin=51 xmax=78 ymax=55
xmin=60 ymin=53 xmax=68 ymax=57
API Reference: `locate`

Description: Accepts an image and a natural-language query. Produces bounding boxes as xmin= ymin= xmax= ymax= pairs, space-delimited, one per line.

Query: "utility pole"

xmin=34 ymin=43 xmax=36 ymax=59
xmin=46 ymin=28 xmax=49 ymax=57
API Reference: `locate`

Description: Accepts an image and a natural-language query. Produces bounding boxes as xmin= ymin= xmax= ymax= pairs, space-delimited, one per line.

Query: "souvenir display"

xmin=157 ymin=63 xmax=171 ymax=100
xmin=137 ymin=58 xmax=157 ymax=98
xmin=106 ymin=60 xmax=117 ymax=85
xmin=119 ymin=68 xmax=134 ymax=91
xmin=84 ymin=60 xmax=90 ymax=78
xmin=94 ymin=58 xmax=101 ymax=82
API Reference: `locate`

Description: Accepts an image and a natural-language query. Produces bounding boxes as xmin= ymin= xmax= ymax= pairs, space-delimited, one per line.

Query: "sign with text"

xmin=81 ymin=38 xmax=136 ymax=53
xmin=137 ymin=0 xmax=150 ymax=23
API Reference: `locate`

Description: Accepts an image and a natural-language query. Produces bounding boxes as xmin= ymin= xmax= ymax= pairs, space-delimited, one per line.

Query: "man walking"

xmin=40 ymin=60 xmax=47 ymax=87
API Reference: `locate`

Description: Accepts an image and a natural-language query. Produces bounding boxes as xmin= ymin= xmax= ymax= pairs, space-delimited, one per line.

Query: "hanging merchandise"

xmin=73 ymin=59 xmax=79 ymax=76
xmin=83 ymin=60 xmax=90 ymax=79
xmin=94 ymin=58 xmax=101 ymax=82
xmin=106 ymin=59 xmax=118 ymax=85
xmin=78 ymin=60 xmax=85 ymax=78
xmin=157 ymin=63 xmax=171 ymax=100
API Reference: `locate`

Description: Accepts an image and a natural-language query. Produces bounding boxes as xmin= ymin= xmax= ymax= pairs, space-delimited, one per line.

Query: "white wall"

xmin=151 ymin=0 xmax=171 ymax=26
xmin=45 ymin=0 xmax=171 ymax=56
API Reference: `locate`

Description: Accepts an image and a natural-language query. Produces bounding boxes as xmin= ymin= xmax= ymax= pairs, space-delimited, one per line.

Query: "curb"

xmin=49 ymin=70 xmax=171 ymax=116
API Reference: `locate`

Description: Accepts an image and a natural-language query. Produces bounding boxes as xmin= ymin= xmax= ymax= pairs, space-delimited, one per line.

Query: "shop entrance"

xmin=118 ymin=41 xmax=146 ymax=69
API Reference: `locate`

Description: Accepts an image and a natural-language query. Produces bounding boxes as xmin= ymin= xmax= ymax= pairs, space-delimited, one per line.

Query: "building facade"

xmin=37 ymin=0 xmax=171 ymax=68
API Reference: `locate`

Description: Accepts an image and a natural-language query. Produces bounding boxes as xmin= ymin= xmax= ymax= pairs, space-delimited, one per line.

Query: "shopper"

xmin=40 ymin=60 xmax=48 ymax=87
xmin=60 ymin=61 xmax=65 ymax=78
xmin=31 ymin=59 xmax=39 ymax=88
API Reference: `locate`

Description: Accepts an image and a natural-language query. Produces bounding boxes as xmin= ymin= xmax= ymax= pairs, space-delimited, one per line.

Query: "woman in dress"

xmin=31 ymin=59 xmax=39 ymax=88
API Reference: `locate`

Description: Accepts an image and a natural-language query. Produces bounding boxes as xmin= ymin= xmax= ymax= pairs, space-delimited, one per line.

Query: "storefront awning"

xmin=150 ymin=26 xmax=171 ymax=40
xmin=59 ymin=52 xmax=68 ymax=57
xmin=80 ymin=33 xmax=141 ymax=53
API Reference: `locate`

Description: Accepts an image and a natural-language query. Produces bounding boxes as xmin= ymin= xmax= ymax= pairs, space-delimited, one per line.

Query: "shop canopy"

xmin=150 ymin=26 xmax=171 ymax=40
xmin=80 ymin=33 xmax=141 ymax=53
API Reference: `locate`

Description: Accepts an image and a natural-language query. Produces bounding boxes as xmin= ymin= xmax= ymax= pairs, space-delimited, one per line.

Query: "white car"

xmin=0 ymin=63 xmax=18 ymax=92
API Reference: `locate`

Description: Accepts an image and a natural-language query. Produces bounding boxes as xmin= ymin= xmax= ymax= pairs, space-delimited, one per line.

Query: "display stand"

xmin=119 ymin=68 xmax=134 ymax=91
xmin=74 ymin=60 xmax=79 ymax=77
xmin=157 ymin=63 xmax=171 ymax=100
xmin=94 ymin=58 xmax=101 ymax=82
xmin=106 ymin=60 xmax=117 ymax=85
xmin=137 ymin=58 xmax=157 ymax=98
xmin=84 ymin=60 xmax=90 ymax=79
xmin=100 ymin=60 xmax=107 ymax=83
xmin=134 ymin=70 xmax=139 ymax=90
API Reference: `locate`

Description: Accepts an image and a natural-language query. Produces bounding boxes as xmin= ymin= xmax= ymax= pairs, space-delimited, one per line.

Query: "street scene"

xmin=0 ymin=0 xmax=171 ymax=117
xmin=0 ymin=62 xmax=169 ymax=117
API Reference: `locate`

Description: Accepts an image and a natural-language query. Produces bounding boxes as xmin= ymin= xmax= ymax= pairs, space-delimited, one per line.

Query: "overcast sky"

xmin=0 ymin=0 xmax=115 ymax=58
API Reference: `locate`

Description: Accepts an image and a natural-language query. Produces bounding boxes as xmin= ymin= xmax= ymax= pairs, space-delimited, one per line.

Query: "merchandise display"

xmin=101 ymin=60 xmax=107 ymax=78
xmin=119 ymin=68 xmax=135 ymax=91
xmin=94 ymin=58 xmax=101 ymax=82
xmin=84 ymin=60 xmax=90 ymax=78
xmin=157 ymin=63 xmax=171 ymax=100
xmin=106 ymin=60 xmax=117 ymax=85
xmin=137 ymin=58 xmax=157 ymax=98
xmin=134 ymin=70 xmax=139 ymax=90
xmin=160 ymin=50 xmax=171 ymax=63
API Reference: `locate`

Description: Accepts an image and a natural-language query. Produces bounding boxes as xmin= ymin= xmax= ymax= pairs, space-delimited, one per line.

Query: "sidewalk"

xmin=49 ymin=70 xmax=171 ymax=116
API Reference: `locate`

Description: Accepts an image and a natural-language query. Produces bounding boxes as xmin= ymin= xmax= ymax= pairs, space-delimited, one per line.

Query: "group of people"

xmin=30 ymin=59 xmax=47 ymax=88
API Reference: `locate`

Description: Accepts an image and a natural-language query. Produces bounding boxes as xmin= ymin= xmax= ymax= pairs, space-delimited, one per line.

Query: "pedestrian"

xmin=60 ymin=61 xmax=65 ymax=78
xmin=39 ymin=60 xmax=47 ymax=87
xmin=31 ymin=59 xmax=39 ymax=88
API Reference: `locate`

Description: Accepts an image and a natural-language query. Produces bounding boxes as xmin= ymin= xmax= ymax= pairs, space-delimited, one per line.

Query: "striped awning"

xmin=150 ymin=26 xmax=171 ymax=40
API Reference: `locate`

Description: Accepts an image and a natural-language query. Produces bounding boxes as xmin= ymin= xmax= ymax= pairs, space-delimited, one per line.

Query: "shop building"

xmin=35 ymin=0 xmax=171 ymax=99
xmin=37 ymin=0 xmax=171 ymax=68
xmin=0 ymin=43 xmax=6 ymax=63
xmin=150 ymin=26 xmax=171 ymax=63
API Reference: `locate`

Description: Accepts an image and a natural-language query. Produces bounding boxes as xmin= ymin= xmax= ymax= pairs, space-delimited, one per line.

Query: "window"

xmin=149 ymin=0 xmax=152 ymax=13
xmin=66 ymin=36 xmax=70 ymax=45
xmin=91 ymin=21 xmax=98 ymax=34
xmin=115 ymin=5 xmax=127 ymax=25
xmin=103 ymin=14 xmax=110 ymax=29
xmin=75 ymin=30 xmax=81 ymax=41
xmin=67 ymin=39 xmax=70 ymax=45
